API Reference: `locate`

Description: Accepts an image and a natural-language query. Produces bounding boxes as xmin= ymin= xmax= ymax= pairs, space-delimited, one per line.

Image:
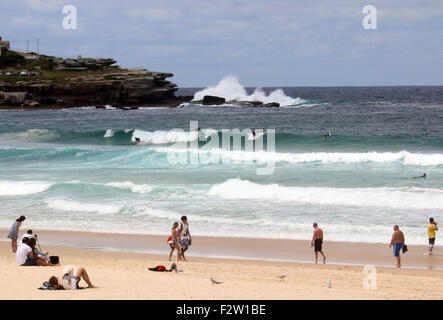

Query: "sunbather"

xmin=48 ymin=266 xmax=96 ymax=289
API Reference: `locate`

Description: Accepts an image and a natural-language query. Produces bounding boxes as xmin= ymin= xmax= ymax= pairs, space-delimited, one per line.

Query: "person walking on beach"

xmin=311 ymin=223 xmax=326 ymax=264
xmin=428 ymin=218 xmax=438 ymax=255
xmin=168 ymin=222 xmax=182 ymax=261
xmin=7 ymin=216 xmax=26 ymax=253
xmin=389 ymin=225 xmax=405 ymax=268
xmin=179 ymin=216 xmax=192 ymax=261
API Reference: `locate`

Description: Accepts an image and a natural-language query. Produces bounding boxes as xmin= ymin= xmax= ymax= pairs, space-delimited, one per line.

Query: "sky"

xmin=1 ymin=0 xmax=443 ymax=87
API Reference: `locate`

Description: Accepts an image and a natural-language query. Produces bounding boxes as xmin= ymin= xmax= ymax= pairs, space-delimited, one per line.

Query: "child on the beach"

xmin=168 ymin=222 xmax=182 ymax=261
xmin=7 ymin=216 xmax=26 ymax=253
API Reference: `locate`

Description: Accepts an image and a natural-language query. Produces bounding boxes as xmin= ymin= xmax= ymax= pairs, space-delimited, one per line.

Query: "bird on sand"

xmin=277 ymin=273 xmax=287 ymax=281
xmin=210 ymin=277 xmax=223 ymax=285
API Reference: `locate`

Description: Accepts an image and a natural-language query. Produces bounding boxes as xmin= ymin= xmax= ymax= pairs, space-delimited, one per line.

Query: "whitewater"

xmin=1 ymin=85 xmax=443 ymax=245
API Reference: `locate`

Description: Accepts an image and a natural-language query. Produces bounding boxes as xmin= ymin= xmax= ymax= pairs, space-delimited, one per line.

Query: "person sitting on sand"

xmin=178 ymin=216 xmax=192 ymax=261
xmin=311 ymin=223 xmax=326 ymax=264
xmin=27 ymin=238 xmax=56 ymax=266
xmin=48 ymin=266 xmax=96 ymax=289
xmin=168 ymin=222 xmax=182 ymax=261
xmin=16 ymin=237 xmax=37 ymax=266
xmin=21 ymin=229 xmax=34 ymax=242
xmin=8 ymin=215 xmax=26 ymax=253
xmin=389 ymin=225 xmax=405 ymax=268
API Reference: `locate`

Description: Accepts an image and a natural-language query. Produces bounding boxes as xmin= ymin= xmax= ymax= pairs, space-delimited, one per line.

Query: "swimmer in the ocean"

xmin=413 ymin=173 xmax=427 ymax=179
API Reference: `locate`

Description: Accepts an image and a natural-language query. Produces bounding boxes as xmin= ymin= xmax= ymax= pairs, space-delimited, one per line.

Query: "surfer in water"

xmin=322 ymin=132 xmax=332 ymax=139
xmin=413 ymin=173 xmax=426 ymax=179
xmin=133 ymin=137 xmax=141 ymax=144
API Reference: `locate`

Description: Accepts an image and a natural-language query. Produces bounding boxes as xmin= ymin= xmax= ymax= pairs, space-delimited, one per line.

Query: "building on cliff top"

xmin=0 ymin=36 xmax=11 ymax=56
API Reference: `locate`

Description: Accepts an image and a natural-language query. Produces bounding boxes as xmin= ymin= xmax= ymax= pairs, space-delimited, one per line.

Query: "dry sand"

xmin=1 ymin=232 xmax=443 ymax=300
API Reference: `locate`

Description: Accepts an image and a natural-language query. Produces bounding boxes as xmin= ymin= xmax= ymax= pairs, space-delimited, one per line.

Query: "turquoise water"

xmin=1 ymin=86 xmax=443 ymax=244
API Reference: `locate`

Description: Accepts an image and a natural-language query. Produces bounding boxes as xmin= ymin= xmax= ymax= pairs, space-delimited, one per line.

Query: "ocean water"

xmin=1 ymin=81 xmax=443 ymax=245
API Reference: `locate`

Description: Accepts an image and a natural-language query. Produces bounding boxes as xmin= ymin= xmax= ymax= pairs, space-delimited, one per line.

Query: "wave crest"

xmin=208 ymin=178 xmax=443 ymax=210
xmin=193 ymin=76 xmax=306 ymax=106
xmin=0 ymin=181 xmax=54 ymax=196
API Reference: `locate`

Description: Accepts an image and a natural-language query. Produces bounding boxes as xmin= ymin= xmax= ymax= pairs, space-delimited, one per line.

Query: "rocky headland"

xmin=0 ymin=39 xmax=192 ymax=109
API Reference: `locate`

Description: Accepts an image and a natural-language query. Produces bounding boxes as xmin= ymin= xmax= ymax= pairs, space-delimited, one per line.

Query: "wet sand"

xmin=1 ymin=229 xmax=441 ymax=269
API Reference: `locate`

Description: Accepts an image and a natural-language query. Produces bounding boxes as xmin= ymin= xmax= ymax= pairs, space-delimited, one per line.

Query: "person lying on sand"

xmin=48 ymin=266 xmax=96 ymax=289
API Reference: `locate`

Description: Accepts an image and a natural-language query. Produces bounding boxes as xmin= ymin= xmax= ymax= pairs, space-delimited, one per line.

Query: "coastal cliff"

xmin=0 ymin=69 xmax=191 ymax=109
xmin=0 ymin=43 xmax=191 ymax=109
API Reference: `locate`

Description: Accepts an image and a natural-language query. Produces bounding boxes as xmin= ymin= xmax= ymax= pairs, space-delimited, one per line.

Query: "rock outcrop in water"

xmin=191 ymin=95 xmax=281 ymax=107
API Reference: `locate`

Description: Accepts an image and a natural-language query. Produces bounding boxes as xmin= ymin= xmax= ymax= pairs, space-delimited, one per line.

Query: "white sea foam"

xmin=131 ymin=128 xmax=217 ymax=145
xmin=193 ymin=76 xmax=306 ymax=106
xmin=0 ymin=129 xmax=59 ymax=142
xmin=153 ymin=147 xmax=443 ymax=167
xmin=0 ymin=181 xmax=54 ymax=196
xmin=104 ymin=129 xmax=115 ymax=138
xmin=208 ymin=178 xmax=443 ymax=210
xmin=103 ymin=181 xmax=153 ymax=194
xmin=45 ymin=199 xmax=123 ymax=214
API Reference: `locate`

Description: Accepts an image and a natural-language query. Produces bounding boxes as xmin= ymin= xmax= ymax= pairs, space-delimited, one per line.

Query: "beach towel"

xmin=38 ymin=281 xmax=87 ymax=290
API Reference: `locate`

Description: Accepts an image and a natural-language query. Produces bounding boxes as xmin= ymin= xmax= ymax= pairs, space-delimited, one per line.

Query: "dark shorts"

xmin=180 ymin=239 xmax=190 ymax=250
xmin=429 ymin=238 xmax=435 ymax=246
xmin=314 ymin=239 xmax=323 ymax=252
xmin=21 ymin=258 xmax=38 ymax=266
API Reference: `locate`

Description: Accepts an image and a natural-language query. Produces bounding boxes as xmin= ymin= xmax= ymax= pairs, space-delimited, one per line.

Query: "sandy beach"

xmin=1 ymin=231 xmax=443 ymax=300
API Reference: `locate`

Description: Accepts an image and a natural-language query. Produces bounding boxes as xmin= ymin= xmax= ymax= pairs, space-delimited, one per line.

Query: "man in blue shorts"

xmin=389 ymin=225 xmax=405 ymax=268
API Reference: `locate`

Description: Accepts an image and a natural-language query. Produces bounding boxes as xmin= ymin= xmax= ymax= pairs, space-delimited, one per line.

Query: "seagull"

xmin=210 ymin=277 xmax=223 ymax=285
xmin=327 ymin=278 xmax=332 ymax=288
xmin=277 ymin=273 xmax=287 ymax=281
